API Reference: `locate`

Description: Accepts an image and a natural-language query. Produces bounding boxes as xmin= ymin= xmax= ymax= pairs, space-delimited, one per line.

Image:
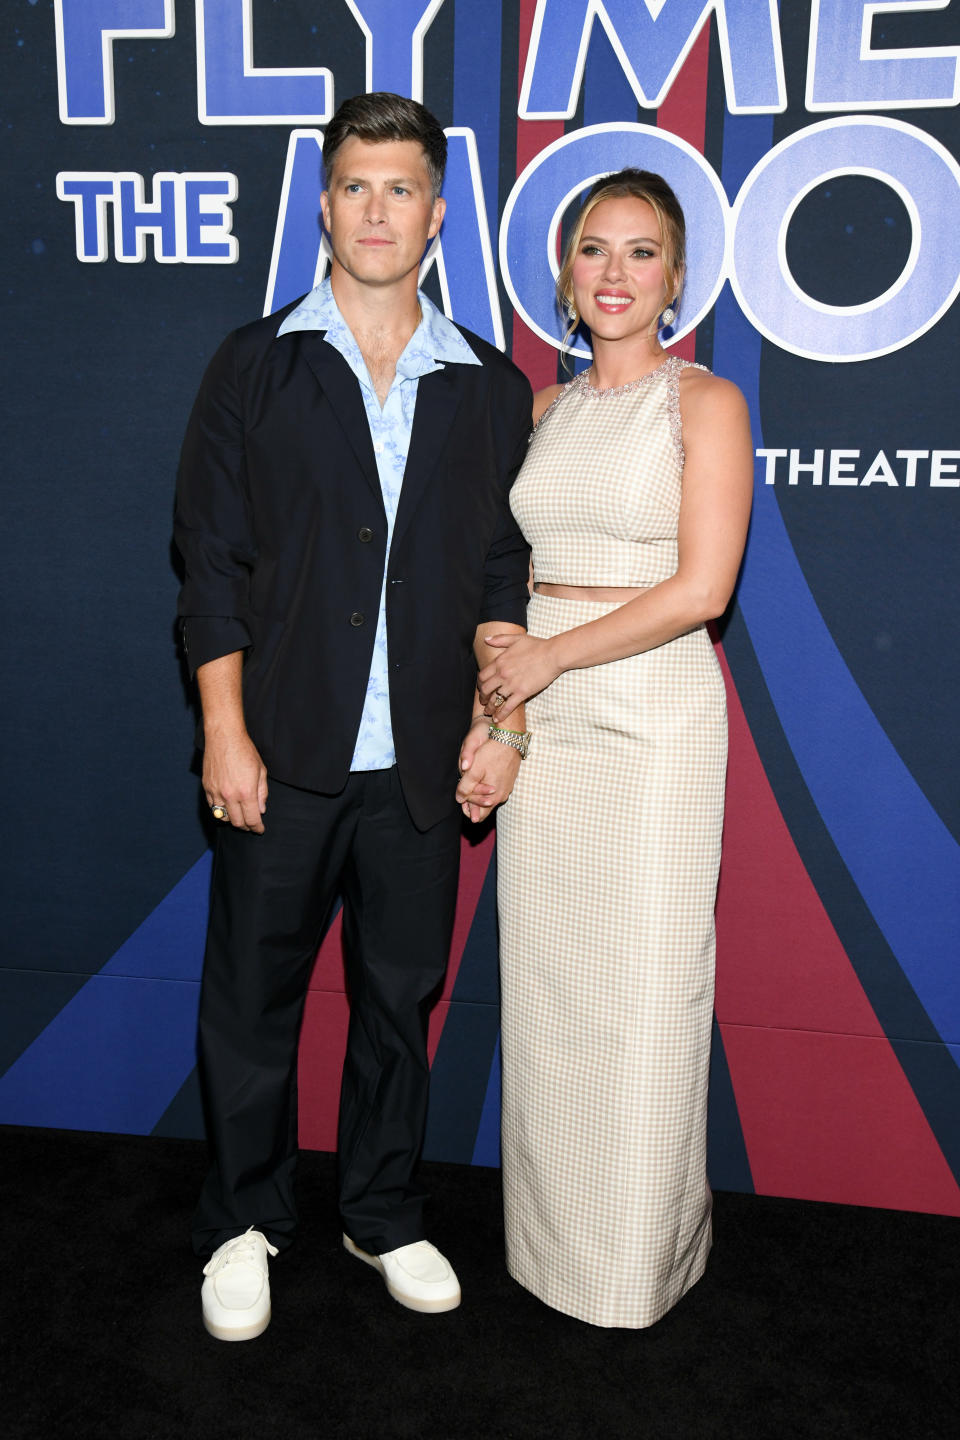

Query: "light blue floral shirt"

xmin=277 ymin=278 xmax=481 ymax=770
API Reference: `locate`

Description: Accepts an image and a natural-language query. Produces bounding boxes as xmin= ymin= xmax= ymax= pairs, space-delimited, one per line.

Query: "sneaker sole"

xmin=202 ymin=1307 xmax=272 ymax=1342
xmin=342 ymin=1235 xmax=461 ymax=1314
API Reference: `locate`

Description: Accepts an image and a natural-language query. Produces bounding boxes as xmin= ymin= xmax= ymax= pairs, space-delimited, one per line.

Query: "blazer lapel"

xmin=392 ymin=366 xmax=464 ymax=551
xmin=298 ymin=332 xmax=383 ymax=509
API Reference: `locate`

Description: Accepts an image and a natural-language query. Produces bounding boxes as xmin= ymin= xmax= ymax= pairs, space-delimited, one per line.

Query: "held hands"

xmin=203 ymin=730 xmax=268 ymax=833
xmin=478 ymin=632 xmax=561 ymax=726
xmin=457 ymin=716 xmax=521 ymax=824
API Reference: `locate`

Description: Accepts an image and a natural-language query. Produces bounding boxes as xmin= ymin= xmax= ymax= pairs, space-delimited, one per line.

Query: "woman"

xmin=476 ymin=170 xmax=752 ymax=1328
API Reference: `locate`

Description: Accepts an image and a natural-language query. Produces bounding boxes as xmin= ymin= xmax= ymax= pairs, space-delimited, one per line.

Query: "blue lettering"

xmin=118 ymin=174 xmax=178 ymax=261
xmin=183 ymin=177 xmax=239 ymax=261
xmin=421 ymin=129 xmax=503 ymax=346
xmin=519 ymin=0 xmax=785 ymax=118
xmin=808 ymin=0 xmax=960 ymax=111
xmin=54 ymin=0 xmax=173 ymax=125
xmin=499 ymin=123 xmax=727 ymax=356
xmin=345 ymin=0 xmax=447 ymax=100
xmin=730 ymin=118 xmax=960 ymax=360
xmin=198 ymin=0 xmax=332 ymax=125
xmin=263 ymin=131 xmax=329 ymax=313
xmin=56 ymin=175 xmax=116 ymax=260
xmin=264 ymin=126 xmax=501 ymax=346
xmin=57 ymin=172 xmax=238 ymax=263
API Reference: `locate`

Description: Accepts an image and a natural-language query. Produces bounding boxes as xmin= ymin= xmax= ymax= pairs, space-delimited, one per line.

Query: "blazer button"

xmin=349 ymin=611 xmax=365 ymax=627
xmin=357 ymin=526 xmax=374 ymax=543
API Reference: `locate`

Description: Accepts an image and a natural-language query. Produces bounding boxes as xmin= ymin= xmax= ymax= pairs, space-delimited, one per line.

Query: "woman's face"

xmin=570 ymin=196 xmax=668 ymax=343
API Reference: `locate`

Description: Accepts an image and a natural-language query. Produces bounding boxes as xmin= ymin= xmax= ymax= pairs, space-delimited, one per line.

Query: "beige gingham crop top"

xmin=511 ymin=355 xmax=708 ymax=588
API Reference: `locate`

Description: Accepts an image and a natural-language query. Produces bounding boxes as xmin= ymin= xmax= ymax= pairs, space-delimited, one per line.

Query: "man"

xmin=174 ymin=91 xmax=532 ymax=1340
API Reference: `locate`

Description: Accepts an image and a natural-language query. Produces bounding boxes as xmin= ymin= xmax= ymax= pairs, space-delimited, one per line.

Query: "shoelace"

xmin=202 ymin=1226 xmax=279 ymax=1276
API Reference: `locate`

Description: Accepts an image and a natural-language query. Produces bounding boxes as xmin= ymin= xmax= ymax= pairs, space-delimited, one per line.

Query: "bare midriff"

xmin=535 ymin=582 xmax=650 ymax=602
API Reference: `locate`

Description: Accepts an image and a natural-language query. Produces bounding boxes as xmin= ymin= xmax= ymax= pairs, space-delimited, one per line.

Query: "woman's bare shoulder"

xmin=678 ymin=366 xmax=748 ymax=423
xmin=532 ymin=383 xmax=566 ymax=425
xmin=678 ymin=364 xmax=744 ymax=402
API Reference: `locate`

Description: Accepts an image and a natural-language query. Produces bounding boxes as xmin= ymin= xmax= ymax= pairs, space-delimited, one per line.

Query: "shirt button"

xmin=349 ymin=611 xmax=365 ymax=627
xmin=373 ymin=441 xmax=384 ymax=455
xmin=357 ymin=527 xmax=373 ymax=543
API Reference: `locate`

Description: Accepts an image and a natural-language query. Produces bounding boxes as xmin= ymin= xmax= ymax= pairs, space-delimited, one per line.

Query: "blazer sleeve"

xmin=479 ymin=368 xmax=533 ymax=626
xmin=174 ymin=330 xmax=256 ymax=675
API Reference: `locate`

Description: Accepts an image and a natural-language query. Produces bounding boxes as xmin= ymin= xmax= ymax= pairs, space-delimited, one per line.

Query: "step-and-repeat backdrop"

xmin=3 ymin=0 xmax=958 ymax=1214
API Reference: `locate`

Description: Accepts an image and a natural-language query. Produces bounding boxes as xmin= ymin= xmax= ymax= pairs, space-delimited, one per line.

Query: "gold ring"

xmin=211 ymin=804 xmax=229 ymax=822
xmin=493 ymin=692 xmax=507 ymax=707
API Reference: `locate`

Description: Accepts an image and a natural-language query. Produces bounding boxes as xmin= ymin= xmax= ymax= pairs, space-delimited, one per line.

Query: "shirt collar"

xmin=276 ymin=277 xmax=481 ymax=376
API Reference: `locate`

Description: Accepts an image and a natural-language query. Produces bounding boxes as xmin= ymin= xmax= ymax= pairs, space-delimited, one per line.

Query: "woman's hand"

xmin=457 ymin=715 xmax=497 ymax=821
xmin=478 ymin=633 xmax=562 ymax=725
xmin=456 ymin=730 xmax=522 ymax=822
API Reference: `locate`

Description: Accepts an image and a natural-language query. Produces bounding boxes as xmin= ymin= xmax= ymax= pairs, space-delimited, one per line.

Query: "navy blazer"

xmin=174 ymin=297 xmax=532 ymax=830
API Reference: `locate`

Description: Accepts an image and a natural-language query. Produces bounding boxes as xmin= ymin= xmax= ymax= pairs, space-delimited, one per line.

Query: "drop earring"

xmin=659 ymin=303 xmax=677 ymax=340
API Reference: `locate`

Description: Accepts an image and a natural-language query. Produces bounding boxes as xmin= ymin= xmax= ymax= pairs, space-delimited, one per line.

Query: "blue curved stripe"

xmin=472 ymin=1032 xmax=503 ymax=1167
xmin=715 ymin=117 xmax=960 ymax=1051
xmin=707 ymin=1020 xmax=754 ymax=1193
xmin=0 ymin=855 xmax=210 ymax=1131
xmin=453 ymin=2 xmax=501 ymax=233
xmin=583 ymin=16 xmax=642 ymax=125
xmin=424 ymin=845 xmax=501 ymax=1162
xmin=0 ymin=972 xmax=200 ymax=1132
xmin=102 ymin=852 xmax=210 ymax=981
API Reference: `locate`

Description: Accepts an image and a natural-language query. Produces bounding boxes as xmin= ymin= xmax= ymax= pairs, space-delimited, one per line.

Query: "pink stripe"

xmin=657 ymin=26 xmax=711 ymax=362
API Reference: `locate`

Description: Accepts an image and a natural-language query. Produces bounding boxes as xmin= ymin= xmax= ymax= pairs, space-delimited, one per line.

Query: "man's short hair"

xmin=322 ymin=92 xmax=447 ymax=199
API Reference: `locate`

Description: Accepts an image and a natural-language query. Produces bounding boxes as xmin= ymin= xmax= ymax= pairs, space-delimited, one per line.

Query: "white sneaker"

xmin=343 ymin=1234 xmax=461 ymax=1313
xmin=201 ymin=1227 xmax=279 ymax=1341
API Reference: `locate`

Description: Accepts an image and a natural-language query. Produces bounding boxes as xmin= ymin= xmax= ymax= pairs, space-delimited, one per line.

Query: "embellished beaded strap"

xmin=570 ymin=356 xmax=674 ymax=400
xmin=661 ymin=357 xmax=711 ymax=468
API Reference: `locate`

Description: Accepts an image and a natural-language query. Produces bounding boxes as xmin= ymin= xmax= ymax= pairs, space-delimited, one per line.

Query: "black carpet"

xmin=3 ymin=1126 xmax=957 ymax=1440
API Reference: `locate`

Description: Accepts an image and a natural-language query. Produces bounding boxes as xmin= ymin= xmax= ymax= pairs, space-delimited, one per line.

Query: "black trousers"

xmin=191 ymin=769 xmax=461 ymax=1257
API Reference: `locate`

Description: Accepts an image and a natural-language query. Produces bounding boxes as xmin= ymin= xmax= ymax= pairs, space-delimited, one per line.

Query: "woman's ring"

xmin=493 ymin=691 xmax=507 ymax=707
xmin=211 ymin=804 xmax=229 ymax=822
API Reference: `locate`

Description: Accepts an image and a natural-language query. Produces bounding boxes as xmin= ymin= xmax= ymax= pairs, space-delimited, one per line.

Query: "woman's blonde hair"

xmin=556 ymin=168 xmax=686 ymax=345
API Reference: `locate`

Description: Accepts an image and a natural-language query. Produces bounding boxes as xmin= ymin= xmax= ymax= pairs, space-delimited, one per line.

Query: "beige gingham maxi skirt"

xmin=497 ymin=591 xmax=727 ymax=1328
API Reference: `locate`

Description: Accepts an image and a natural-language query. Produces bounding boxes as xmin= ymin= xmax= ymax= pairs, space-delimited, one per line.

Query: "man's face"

xmin=320 ymin=137 xmax=445 ymax=291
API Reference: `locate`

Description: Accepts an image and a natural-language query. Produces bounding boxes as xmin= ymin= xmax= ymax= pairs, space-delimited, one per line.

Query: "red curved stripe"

xmin=298 ymin=832 xmax=495 ymax=1151
xmin=716 ymin=643 xmax=960 ymax=1214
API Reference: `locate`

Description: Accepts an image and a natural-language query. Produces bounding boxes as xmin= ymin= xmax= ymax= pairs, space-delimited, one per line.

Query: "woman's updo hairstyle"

xmin=556 ymin=168 xmax=686 ymax=346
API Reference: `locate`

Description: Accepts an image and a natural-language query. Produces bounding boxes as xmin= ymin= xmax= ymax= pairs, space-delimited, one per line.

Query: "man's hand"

xmin=196 ymin=651 xmax=267 ymax=833
xmin=457 ymin=716 xmax=496 ymax=822
xmin=203 ymin=730 xmax=268 ymax=833
xmin=478 ymin=632 xmax=560 ymax=726
xmin=457 ymin=729 xmax=521 ymax=824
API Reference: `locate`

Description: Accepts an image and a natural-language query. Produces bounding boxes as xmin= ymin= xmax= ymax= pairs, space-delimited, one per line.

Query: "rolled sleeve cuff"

xmin=478 ymin=590 xmax=529 ymax=629
xmin=181 ymin=616 xmax=252 ymax=676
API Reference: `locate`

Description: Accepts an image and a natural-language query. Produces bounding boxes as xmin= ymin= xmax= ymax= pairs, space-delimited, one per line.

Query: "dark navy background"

xmin=2 ymin=1 xmax=957 ymax=1211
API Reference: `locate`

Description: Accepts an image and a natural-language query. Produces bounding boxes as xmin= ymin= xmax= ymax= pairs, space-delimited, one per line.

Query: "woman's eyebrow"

xmin=580 ymin=233 xmax=661 ymax=245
